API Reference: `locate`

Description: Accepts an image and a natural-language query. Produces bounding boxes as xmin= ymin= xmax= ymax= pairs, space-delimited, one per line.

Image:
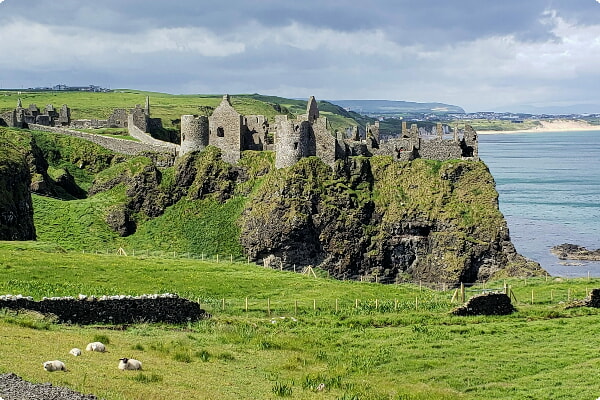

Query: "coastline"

xmin=476 ymin=120 xmax=600 ymax=135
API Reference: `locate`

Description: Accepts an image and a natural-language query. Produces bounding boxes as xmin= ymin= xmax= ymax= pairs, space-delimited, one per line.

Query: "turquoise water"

xmin=478 ymin=130 xmax=600 ymax=277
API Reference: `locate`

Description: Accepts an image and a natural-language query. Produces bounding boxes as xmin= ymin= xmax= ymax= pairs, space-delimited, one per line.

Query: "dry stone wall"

xmin=0 ymin=293 xmax=209 ymax=324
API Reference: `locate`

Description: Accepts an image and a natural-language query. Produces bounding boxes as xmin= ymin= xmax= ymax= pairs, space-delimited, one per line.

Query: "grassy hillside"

xmin=0 ymin=241 xmax=599 ymax=399
xmin=0 ymin=90 xmax=363 ymax=132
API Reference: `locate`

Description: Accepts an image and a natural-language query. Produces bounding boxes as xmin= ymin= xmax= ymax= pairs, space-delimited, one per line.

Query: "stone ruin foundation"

xmin=451 ymin=292 xmax=515 ymax=316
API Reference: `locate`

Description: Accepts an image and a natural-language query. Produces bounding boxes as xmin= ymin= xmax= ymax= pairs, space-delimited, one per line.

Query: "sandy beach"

xmin=477 ymin=119 xmax=600 ymax=134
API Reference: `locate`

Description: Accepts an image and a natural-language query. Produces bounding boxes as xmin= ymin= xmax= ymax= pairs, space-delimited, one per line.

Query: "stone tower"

xmin=275 ymin=117 xmax=316 ymax=169
xmin=180 ymin=115 xmax=209 ymax=156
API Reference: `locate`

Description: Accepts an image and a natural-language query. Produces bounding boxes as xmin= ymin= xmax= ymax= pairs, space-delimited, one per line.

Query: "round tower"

xmin=180 ymin=115 xmax=209 ymax=156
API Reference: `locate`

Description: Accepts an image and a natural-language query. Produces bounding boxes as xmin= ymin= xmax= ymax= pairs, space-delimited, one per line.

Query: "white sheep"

xmin=43 ymin=360 xmax=66 ymax=372
xmin=69 ymin=348 xmax=82 ymax=356
xmin=85 ymin=342 xmax=106 ymax=352
xmin=118 ymin=357 xmax=142 ymax=370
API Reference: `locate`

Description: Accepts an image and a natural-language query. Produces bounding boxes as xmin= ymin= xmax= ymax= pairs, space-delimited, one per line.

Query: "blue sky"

xmin=1 ymin=0 xmax=600 ymax=112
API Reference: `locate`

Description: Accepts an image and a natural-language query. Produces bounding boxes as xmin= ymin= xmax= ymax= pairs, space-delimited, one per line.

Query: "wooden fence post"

xmin=245 ymin=297 xmax=248 ymax=312
xmin=221 ymin=298 xmax=225 ymax=311
xmin=313 ymin=299 xmax=316 ymax=311
xmin=294 ymin=300 xmax=298 ymax=315
xmin=335 ymin=299 xmax=338 ymax=313
xmin=460 ymin=283 xmax=465 ymax=303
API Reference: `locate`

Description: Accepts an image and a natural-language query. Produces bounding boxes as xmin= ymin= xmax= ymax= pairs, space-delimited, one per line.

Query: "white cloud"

xmin=0 ymin=20 xmax=245 ymax=70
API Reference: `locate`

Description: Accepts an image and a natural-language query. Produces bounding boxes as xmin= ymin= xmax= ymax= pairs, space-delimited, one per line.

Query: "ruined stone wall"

xmin=312 ymin=116 xmax=336 ymax=166
xmin=69 ymin=119 xmax=108 ymax=129
xmin=208 ymin=95 xmax=243 ymax=164
xmin=29 ymin=124 xmax=177 ymax=159
xmin=0 ymin=294 xmax=209 ymax=324
xmin=127 ymin=115 xmax=180 ymax=153
xmin=244 ymin=115 xmax=269 ymax=151
xmin=107 ymin=108 xmax=128 ymax=128
xmin=0 ymin=110 xmax=18 ymax=128
xmin=376 ymin=137 xmax=419 ymax=161
xmin=418 ymin=138 xmax=463 ymax=160
xmin=462 ymin=125 xmax=478 ymax=159
xmin=130 ymin=106 xmax=148 ymax=132
xmin=180 ymin=115 xmax=209 ymax=156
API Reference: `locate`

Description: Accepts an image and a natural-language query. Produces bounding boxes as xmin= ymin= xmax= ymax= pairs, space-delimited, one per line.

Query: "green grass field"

xmin=1 ymin=241 xmax=600 ymax=399
xmin=0 ymin=90 xmax=360 ymax=133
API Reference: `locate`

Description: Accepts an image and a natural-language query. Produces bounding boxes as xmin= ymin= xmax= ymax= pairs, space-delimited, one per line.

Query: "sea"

xmin=478 ymin=130 xmax=600 ymax=277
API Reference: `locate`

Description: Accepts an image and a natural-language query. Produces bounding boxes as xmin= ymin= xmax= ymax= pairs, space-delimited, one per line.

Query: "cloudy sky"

xmin=1 ymin=0 xmax=600 ymax=112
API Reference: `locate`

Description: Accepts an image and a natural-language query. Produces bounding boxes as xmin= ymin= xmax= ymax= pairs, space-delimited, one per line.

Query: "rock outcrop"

xmin=0 ymin=128 xmax=36 ymax=240
xmin=451 ymin=292 xmax=515 ymax=316
xmin=551 ymin=243 xmax=600 ymax=261
xmin=240 ymin=156 xmax=543 ymax=285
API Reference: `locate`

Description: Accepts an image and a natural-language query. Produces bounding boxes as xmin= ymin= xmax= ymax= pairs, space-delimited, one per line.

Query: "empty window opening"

xmin=217 ymin=127 xmax=225 ymax=137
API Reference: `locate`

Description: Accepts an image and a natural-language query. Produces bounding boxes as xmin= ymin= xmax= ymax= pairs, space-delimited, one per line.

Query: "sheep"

xmin=85 ymin=342 xmax=106 ymax=352
xmin=69 ymin=348 xmax=82 ymax=356
xmin=118 ymin=357 xmax=142 ymax=371
xmin=43 ymin=360 xmax=66 ymax=372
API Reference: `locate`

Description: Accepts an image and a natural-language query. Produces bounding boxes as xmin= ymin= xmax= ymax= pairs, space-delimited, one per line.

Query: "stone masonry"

xmin=180 ymin=114 xmax=209 ymax=155
xmin=0 ymin=293 xmax=209 ymax=324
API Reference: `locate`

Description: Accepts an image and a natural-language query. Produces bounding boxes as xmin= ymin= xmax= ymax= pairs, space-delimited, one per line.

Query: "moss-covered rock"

xmin=240 ymin=156 xmax=544 ymax=285
xmin=0 ymin=128 xmax=36 ymax=240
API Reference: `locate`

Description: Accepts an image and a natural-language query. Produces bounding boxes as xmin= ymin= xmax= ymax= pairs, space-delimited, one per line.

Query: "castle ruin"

xmin=179 ymin=94 xmax=272 ymax=160
xmin=0 ymin=99 xmax=71 ymax=128
xmin=2 ymin=93 xmax=478 ymax=167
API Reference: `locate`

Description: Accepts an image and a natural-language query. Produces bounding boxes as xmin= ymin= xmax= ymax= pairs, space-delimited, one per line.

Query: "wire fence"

xmin=73 ymin=247 xmax=600 ymax=313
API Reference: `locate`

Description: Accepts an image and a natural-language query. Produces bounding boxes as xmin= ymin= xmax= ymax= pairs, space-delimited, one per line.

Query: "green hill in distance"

xmin=328 ymin=99 xmax=466 ymax=116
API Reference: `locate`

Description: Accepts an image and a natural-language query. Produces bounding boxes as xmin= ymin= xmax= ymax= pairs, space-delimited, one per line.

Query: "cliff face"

xmin=240 ymin=156 xmax=543 ymax=284
xmin=0 ymin=128 xmax=36 ymax=240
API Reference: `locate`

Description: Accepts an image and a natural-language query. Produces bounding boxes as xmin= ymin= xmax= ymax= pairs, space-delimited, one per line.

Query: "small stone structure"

xmin=451 ymin=292 xmax=515 ymax=316
xmin=568 ymin=288 xmax=600 ymax=308
xmin=0 ymin=293 xmax=208 ymax=324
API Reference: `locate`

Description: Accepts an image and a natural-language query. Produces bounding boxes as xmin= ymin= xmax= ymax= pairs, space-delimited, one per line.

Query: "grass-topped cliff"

xmin=0 ymin=123 xmax=542 ymax=285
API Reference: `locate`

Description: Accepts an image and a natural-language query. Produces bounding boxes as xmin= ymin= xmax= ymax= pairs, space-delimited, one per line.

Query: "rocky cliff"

xmin=239 ymin=155 xmax=543 ymax=284
xmin=0 ymin=128 xmax=36 ymax=240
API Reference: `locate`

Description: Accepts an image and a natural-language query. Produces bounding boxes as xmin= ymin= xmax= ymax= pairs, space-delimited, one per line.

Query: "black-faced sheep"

xmin=118 ymin=357 xmax=142 ymax=370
